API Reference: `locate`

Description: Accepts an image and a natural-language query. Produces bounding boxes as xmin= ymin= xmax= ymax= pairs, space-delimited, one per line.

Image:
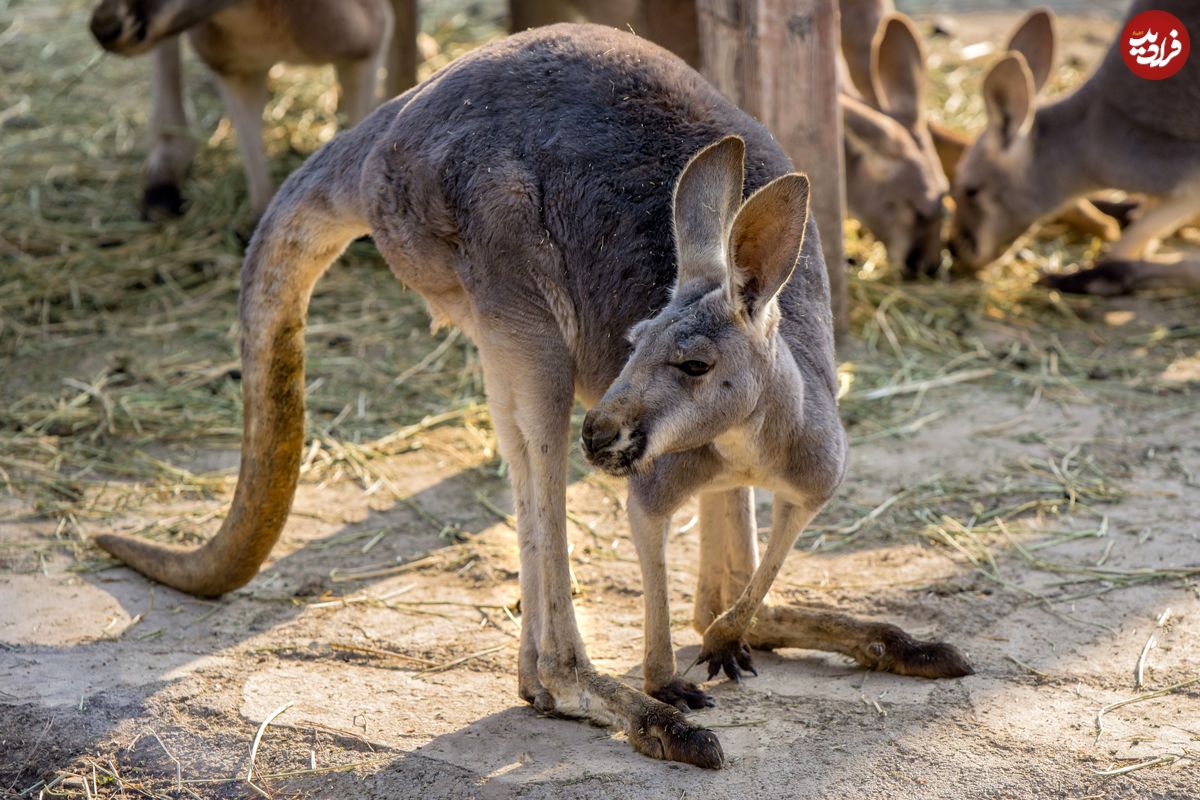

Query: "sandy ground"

xmin=3 ymin=4 xmax=1200 ymax=800
xmin=4 ymin=333 xmax=1199 ymax=799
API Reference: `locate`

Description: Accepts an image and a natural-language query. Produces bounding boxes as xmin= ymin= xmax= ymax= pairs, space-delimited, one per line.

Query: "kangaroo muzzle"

xmin=582 ymin=408 xmax=646 ymax=476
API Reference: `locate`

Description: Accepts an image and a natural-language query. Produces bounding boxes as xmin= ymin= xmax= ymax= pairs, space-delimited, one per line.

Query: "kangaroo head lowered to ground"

xmin=950 ymin=1 xmax=1200 ymax=292
xmin=89 ymin=0 xmax=394 ymax=219
xmin=841 ymin=12 xmax=948 ymax=277
xmin=92 ymin=24 xmax=970 ymax=768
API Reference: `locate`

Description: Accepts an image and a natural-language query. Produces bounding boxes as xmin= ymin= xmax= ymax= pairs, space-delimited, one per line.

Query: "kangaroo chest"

xmin=713 ymin=428 xmax=771 ymax=485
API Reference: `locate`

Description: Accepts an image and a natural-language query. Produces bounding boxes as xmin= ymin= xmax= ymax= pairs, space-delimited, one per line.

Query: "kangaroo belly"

xmin=190 ymin=0 xmax=388 ymax=73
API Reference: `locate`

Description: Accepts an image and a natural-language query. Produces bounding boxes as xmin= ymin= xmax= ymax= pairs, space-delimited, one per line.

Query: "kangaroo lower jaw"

xmin=587 ymin=451 xmax=644 ymax=477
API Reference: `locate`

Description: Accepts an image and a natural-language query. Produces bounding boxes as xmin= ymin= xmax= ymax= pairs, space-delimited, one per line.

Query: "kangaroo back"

xmin=1090 ymin=0 xmax=1200 ymax=142
xmin=361 ymin=24 xmax=833 ymax=402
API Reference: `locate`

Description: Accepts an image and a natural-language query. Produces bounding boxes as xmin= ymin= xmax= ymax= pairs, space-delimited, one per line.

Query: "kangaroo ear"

xmin=871 ymin=13 xmax=926 ymax=130
xmin=983 ymin=53 xmax=1035 ymax=150
xmin=842 ymin=95 xmax=907 ymax=160
xmin=672 ymin=136 xmax=746 ymax=288
xmin=1006 ymin=7 xmax=1055 ymax=93
xmin=729 ymin=173 xmax=810 ymax=322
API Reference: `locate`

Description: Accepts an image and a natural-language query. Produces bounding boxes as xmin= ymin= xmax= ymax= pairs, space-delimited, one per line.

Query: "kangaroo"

xmin=928 ymin=9 xmax=1125 ymax=244
xmin=949 ymin=0 xmax=1200 ymax=294
xmin=88 ymin=0 xmax=396 ymax=219
xmin=91 ymin=25 xmax=971 ymax=767
xmin=840 ymin=12 xmax=947 ymax=277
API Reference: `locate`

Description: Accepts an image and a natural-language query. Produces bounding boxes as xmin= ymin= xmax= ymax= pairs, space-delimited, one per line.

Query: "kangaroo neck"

xmin=1029 ymin=86 xmax=1104 ymax=211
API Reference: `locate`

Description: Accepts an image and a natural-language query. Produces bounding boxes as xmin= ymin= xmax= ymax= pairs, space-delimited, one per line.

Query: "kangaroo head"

xmin=582 ymin=137 xmax=810 ymax=476
xmin=90 ymin=0 xmax=227 ymax=55
xmin=847 ymin=13 xmax=947 ymax=277
xmin=949 ymin=9 xmax=1056 ymax=270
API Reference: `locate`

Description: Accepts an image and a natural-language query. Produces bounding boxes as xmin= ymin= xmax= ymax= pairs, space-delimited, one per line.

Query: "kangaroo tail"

xmin=93 ymin=123 xmax=381 ymax=596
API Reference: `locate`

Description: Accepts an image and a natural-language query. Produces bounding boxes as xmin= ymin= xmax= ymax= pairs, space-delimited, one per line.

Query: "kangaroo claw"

xmin=650 ymin=678 xmax=716 ymax=711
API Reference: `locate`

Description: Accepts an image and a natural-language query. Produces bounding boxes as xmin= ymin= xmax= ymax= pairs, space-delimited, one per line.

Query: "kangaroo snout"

xmin=89 ymin=7 xmax=125 ymax=47
xmin=582 ymin=408 xmax=645 ymax=475
xmin=89 ymin=2 xmax=148 ymax=53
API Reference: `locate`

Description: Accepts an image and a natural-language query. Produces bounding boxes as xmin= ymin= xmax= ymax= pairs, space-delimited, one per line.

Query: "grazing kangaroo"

xmin=92 ymin=25 xmax=970 ymax=767
xmin=840 ymin=12 xmax=947 ymax=277
xmin=88 ymin=0 xmax=396 ymax=218
xmin=949 ymin=0 xmax=1200 ymax=293
xmin=930 ymin=9 xmax=1126 ymax=244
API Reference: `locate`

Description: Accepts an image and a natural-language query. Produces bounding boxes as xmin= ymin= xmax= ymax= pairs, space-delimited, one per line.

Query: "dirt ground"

xmin=2 ymin=3 xmax=1199 ymax=799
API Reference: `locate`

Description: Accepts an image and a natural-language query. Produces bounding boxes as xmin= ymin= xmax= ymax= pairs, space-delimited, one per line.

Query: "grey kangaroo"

xmin=950 ymin=0 xmax=1200 ymax=294
xmin=93 ymin=25 xmax=971 ymax=767
xmin=89 ymin=0 xmax=397 ymax=218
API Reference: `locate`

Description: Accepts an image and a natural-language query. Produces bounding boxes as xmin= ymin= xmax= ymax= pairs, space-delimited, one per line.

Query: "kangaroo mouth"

xmin=583 ymin=431 xmax=647 ymax=477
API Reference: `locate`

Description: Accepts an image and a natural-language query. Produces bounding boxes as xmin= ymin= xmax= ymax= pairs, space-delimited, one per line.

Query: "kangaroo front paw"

xmin=697 ymin=636 xmax=756 ymax=683
xmin=649 ymin=678 xmax=716 ymax=711
xmin=628 ymin=704 xmax=724 ymax=769
xmin=857 ymin=624 xmax=974 ymax=679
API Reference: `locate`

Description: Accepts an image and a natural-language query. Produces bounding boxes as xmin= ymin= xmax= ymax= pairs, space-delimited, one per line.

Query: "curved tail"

xmin=94 ymin=140 xmax=374 ymax=596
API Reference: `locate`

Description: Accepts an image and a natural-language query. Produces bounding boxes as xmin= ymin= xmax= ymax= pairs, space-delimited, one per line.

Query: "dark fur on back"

xmin=361 ymin=24 xmax=835 ymax=404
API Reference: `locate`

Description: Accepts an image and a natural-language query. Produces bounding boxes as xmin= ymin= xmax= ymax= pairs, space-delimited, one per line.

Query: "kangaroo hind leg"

xmin=698 ymin=489 xmax=973 ymax=680
xmin=477 ymin=332 xmax=720 ymax=767
xmin=748 ymin=604 xmax=974 ymax=679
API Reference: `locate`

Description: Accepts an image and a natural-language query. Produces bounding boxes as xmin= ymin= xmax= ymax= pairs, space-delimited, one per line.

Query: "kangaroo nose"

xmin=90 ymin=11 xmax=124 ymax=45
xmin=582 ymin=412 xmax=621 ymax=457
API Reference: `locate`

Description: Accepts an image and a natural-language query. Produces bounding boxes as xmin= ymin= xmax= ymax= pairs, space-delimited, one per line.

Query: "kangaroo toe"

xmin=142 ymin=183 xmax=185 ymax=220
xmin=649 ymin=678 xmax=716 ymax=711
xmin=697 ymin=638 xmax=756 ymax=683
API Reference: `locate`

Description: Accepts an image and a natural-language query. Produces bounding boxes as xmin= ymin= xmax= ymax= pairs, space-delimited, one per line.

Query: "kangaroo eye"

xmin=676 ymin=360 xmax=712 ymax=377
xmin=964 ymin=186 xmax=981 ymax=199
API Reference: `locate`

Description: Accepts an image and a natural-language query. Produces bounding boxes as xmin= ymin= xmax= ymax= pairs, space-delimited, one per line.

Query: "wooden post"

xmin=696 ymin=0 xmax=848 ymax=341
xmin=386 ymin=0 xmax=419 ymax=99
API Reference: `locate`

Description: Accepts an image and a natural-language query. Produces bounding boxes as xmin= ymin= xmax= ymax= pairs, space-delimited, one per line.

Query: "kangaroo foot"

xmin=627 ymin=702 xmax=724 ymax=768
xmin=543 ymin=667 xmax=724 ymax=768
xmin=519 ymin=681 xmax=557 ymax=714
xmin=1040 ymin=260 xmax=1137 ymax=296
xmin=649 ymin=678 xmax=716 ymax=711
xmin=696 ymin=631 xmax=756 ymax=683
xmin=853 ymin=623 xmax=974 ymax=678
xmin=142 ymin=182 xmax=185 ymax=220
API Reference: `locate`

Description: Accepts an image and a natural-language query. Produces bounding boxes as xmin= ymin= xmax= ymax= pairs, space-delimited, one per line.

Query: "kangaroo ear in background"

xmin=1006 ymin=7 xmax=1055 ymax=93
xmin=729 ymin=173 xmax=810 ymax=322
xmin=871 ymin=13 xmax=926 ymax=130
xmin=842 ymin=95 xmax=908 ymax=161
xmin=983 ymin=53 xmax=1036 ymax=151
